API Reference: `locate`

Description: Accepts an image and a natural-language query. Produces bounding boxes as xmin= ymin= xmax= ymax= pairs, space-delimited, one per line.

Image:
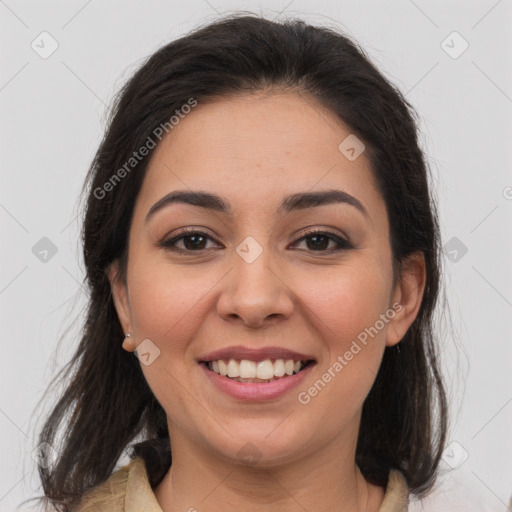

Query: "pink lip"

xmin=200 ymin=361 xmax=316 ymax=401
xmin=198 ymin=345 xmax=316 ymax=363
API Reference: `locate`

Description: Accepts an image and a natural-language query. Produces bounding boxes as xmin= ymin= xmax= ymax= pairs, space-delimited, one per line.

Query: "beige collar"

xmin=78 ymin=456 xmax=409 ymax=511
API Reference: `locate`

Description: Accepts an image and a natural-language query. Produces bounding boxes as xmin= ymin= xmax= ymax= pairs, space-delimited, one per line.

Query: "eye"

xmin=160 ymin=228 xmax=353 ymax=254
xmin=291 ymin=229 xmax=353 ymax=253
xmin=160 ymin=228 xmax=221 ymax=252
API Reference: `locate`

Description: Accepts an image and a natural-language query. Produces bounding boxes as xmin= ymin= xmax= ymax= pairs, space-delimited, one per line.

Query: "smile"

xmin=200 ymin=358 xmax=316 ymax=401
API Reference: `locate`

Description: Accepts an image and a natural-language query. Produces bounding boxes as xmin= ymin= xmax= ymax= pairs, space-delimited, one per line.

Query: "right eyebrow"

xmin=146 ymin=191 xmax=231 ymax=223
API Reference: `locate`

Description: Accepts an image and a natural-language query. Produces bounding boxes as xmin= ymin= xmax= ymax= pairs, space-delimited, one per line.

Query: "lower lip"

xmin=200 ymin=362 xmax=315 ymax=401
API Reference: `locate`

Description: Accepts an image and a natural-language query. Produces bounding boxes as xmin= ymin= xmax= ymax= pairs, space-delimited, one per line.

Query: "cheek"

xmin=295 ymin=268 xmax=392 ymax=423
xmin=126 ymin=257 xmax=217 ymax=353
xmin=126 ymin=252 xmax=254 ymax=410
xmin=125 ymin=258 xmax=220 ymax=415
xmin=300 ymin=264 xmax=393 ymax=351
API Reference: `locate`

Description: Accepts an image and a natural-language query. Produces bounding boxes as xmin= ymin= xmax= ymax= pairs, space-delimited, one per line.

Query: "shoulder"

xmin=75 ymin=456 xmax=161 ymax=512
xmin=380 ymin=468 xmax=409 ymax=512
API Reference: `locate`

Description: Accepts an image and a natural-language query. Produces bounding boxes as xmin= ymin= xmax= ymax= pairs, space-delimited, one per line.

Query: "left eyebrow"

xmin=145 ymin=188 xmax=368 ymax=223
xmin=277 ymin=189 xmax=368 ymax=218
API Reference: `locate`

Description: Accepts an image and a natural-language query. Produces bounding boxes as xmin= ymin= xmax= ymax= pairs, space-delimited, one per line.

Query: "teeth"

xmin=274 ymin=359 xmax=285 ymax=377
xmin=208 ymin=358 xmax=308 ymax=379
xmin=239 ymin=359 xmax=257 ymax=378
xmin=218 ymin=360 xmax=228 ymax=376
xmin=256 ymin=360 xmax=274 ymax=379
xmin=227 ymin=359 xmax=239 ymax=378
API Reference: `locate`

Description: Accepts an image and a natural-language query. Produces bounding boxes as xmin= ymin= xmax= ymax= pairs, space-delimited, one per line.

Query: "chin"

xmin=204 ymin=424 xmax=311 ymax=468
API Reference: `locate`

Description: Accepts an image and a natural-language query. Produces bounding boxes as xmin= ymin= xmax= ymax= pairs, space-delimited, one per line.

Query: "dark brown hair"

xmin=30 ymin=13 xmax=447 ymax=511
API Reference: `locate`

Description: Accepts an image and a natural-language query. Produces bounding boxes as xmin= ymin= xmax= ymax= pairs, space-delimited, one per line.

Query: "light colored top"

xmin=76 ymin=456 xmax=409 ymax=511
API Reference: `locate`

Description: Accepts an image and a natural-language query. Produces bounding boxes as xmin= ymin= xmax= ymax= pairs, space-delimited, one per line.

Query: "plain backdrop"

xmin=1 ymin=1 xmax=511 ymax=511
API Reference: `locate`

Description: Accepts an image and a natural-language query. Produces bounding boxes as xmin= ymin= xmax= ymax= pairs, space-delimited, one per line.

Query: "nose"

xmin=216 ymin=246 xmax=294 ymax=328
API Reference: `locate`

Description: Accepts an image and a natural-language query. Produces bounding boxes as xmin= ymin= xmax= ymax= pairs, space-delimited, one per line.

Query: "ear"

xmin=106 ymin=260 xmax=135 ymax=352
xmin=386 ymin=251 xmax=426 ymax=347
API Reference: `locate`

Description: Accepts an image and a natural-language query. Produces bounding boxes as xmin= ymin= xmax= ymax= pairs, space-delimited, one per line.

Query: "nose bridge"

xmin=217 ymin=235 xmax=294 ymax=326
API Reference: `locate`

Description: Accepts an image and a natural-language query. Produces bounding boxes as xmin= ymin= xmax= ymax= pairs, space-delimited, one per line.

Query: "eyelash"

xmin=159 ymin=228 xmax=353 ymax=254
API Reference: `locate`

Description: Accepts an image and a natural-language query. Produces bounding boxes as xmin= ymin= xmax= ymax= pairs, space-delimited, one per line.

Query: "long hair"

xmin=32 ymin=13 xmax=447 ymax=511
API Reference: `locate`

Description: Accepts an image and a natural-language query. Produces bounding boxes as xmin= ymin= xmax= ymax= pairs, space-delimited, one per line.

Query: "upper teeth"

xmin=210 ymin=359 xmax=304 ymax=379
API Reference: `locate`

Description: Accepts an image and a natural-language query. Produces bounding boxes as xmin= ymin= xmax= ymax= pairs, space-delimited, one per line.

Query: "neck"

xmin=154 ymin=425 xmax=384 ymax=512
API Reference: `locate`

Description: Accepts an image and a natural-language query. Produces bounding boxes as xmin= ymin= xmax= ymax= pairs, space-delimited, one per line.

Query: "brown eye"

xmin=291 ymin=230 xmax=353 ymax=253
xmin=160 ymin=229 xmax=221 ymax=252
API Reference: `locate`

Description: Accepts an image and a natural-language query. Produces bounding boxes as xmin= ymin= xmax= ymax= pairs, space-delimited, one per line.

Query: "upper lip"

xmin=198 ymin=345 xmax=316 ymax=363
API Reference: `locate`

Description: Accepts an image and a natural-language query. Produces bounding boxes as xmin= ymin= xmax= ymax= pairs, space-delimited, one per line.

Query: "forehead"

xmin=134 ymin=92 xmax=385 ymax=221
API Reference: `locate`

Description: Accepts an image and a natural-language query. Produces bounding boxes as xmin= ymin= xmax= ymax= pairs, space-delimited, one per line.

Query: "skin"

xmin=108 ymin=90 xmax=425 ymax=512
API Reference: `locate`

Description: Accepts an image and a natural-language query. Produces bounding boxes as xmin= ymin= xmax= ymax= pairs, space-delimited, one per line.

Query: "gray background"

xmin=1 ymin=0 xmax=511 ymax=510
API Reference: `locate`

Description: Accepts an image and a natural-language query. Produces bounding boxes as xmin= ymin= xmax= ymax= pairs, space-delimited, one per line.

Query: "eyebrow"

xmin=145 ymin=188 xmax=368 ymax=222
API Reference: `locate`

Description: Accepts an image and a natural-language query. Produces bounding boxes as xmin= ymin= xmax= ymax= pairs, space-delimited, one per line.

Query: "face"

xmin=109 ymin=91 xmax=424 ymax=467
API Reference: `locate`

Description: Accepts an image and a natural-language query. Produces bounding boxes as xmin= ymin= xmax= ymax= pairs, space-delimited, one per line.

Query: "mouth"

xmin=200 ymin=358 xmax=316 ymax=383
xmin=197 ymin=346 xmax=317 ymax=400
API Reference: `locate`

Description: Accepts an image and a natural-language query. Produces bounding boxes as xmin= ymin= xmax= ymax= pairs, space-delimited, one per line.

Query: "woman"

xmin=34 ymin=13 xmax=447 ymax=512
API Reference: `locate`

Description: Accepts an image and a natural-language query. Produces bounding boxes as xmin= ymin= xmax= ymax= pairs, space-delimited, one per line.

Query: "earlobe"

xmin=386 ymin=252 xmax=426 ymax=347
xmin=122 ymin=333 xmax=136 ymax=352
xmin=106 ymin=261 xmax=134 ymax=349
